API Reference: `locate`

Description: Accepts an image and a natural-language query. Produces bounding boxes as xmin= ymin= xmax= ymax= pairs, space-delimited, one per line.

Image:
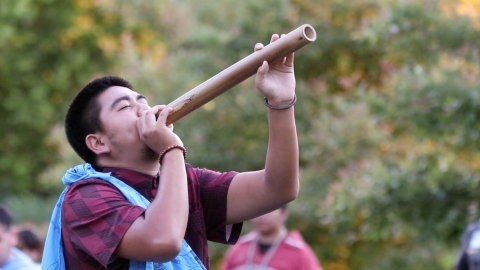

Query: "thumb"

xmin=255 ymin=61 xmax=269 ymax=86
xmin=257 ymin=61 xmax=269 ymax=75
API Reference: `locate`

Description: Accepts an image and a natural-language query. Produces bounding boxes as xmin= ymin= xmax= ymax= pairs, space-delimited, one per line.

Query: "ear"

xmin=85 ymin=134 xmax=111 ymax=155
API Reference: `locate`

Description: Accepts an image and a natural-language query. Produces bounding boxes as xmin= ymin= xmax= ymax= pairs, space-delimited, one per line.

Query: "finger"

xmin=270 ymin=34 xmax=280 ymax=44
xmin=156 ymin=106 xmax=171 ymax=125
xmin=254 ymin=43 xmax=264 ymax=52
xmin=140 ymin=107 xmax=159 ymax=128
xmin=269 ymin=34 xmax=285 ymax=63
xmin=137 ymin=110 xmax=150 ymax=136
xmin=284 ymin=52 xmax=295 ymax=68
xmin=151 ymin=105 xmax=166 ymax=120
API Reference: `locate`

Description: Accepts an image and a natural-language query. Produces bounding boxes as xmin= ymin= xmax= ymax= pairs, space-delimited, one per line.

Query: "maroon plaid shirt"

xmin=61 ymin=164 xmax=242 ymax=270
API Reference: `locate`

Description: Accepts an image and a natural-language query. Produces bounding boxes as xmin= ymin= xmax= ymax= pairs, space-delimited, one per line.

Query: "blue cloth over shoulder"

xmin=42 ymin=163 xmax=206 ymax=270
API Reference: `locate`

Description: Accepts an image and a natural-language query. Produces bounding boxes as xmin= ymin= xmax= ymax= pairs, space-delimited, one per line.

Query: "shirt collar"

xmin=100 ymin=167 xmax=159 ymax=201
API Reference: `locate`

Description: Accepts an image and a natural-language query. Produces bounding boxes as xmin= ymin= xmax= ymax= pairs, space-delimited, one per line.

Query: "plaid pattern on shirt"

xmin=61 ymin=164 xmax=242 ymax=270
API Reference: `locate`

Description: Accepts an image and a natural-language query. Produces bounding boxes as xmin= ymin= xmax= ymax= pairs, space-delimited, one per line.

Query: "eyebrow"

xmin=110 ymin=96 xmax=129 ymax=110
xmin=110 ymin=94 xmax=147 ymax=110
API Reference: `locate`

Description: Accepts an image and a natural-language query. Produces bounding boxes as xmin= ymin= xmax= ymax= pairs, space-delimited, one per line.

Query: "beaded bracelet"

xmin=159 ymin=145 xmax=187 ymax=165
xmin=264 ymin=95 xmax=297 ymax=110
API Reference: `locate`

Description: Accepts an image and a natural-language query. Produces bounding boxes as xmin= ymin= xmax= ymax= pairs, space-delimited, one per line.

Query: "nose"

xmin=136 ymin=103 xmax=151 ymax=117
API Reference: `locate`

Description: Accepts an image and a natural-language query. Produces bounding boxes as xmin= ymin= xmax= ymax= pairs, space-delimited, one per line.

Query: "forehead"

xmin=97 ymin=86 xmax=138 ymax=105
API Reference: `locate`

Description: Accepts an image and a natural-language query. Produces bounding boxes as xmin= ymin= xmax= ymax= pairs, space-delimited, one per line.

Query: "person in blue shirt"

xmin=0 ymin=205 xmax=40 ymax=270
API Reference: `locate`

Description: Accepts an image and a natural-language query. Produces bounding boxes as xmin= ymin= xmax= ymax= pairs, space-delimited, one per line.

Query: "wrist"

xmin=264 ymin=95 xmax=296 ymax=110
xmin=159 ymin=145 xmax=187 ymax=165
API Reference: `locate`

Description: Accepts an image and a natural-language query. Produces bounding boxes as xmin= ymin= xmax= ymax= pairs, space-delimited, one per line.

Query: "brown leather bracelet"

xmin=159 ymin=145 xmax=187 ymax=165
xmin=264 ymin=95 xmax=297 ymax=110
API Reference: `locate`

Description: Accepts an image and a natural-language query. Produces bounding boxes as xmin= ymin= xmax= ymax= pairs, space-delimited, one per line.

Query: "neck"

xmin=97 ymin=159 xmax=160 ymax=176
xmin=122 ymin=165 xmax=160 ymax=176
xmin=96 ymin=145 xmax=162 ymax=176
xmin=257 ymin=226 xmax=287 ymax=245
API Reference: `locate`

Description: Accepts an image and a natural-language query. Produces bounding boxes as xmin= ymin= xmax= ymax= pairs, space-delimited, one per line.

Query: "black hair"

xmin=0 ymin=205 xmax=13 ymax=229
xmin=17 ymin=227 xmax=43 ymax=251
xmin=65 ymin=76 xmax=134 ymax=165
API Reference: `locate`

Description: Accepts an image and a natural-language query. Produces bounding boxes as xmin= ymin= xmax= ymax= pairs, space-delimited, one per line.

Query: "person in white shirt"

xmin=0 ymin=206 xmax=40 ymax=270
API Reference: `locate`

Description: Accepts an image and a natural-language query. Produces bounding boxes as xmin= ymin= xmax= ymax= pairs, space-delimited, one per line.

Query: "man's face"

xmin=251 ymin=208 xmax=288 ymax=235
xmin=96 ymin=86 xmax=157 ymax=162
xmin=0 ymin=225 xmax=14 ymax=266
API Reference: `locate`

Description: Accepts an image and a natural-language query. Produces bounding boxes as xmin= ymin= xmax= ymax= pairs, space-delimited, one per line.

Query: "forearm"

xmin=264 ymin=106 xmax=299 ymax=201
xmin=148 ymin=150 xmax=189 ymax=241
xmin=225 ymin=106 xmax=299 ymax=224
xmin=115 ymin=150 xmax=188 ymax=262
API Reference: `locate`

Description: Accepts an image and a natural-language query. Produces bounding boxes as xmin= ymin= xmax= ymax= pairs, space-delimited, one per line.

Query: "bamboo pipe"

xmin=166 ymin=24 xmax=317 ymax=125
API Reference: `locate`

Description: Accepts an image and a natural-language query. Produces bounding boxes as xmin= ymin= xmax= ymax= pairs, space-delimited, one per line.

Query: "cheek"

xmin=107 ymin=128 xmax=143 ymax=154
xmin=104 ymin=118 xmax=139 ymax=138
xmin=0 ymin=242 xmax=11 ymax=265
xmin=105 ymin=117 xmax=139 ymax=135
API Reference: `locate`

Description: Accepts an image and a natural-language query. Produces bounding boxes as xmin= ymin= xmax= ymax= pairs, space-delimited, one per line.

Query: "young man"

xmin=221 ymin=206 xmax=322 ymax=270
xmin=0 ymin=206 xmax=41 ymax=270
xmin=16 ymin=226 xmax=44 ymax=263
xmin=43 ymin=34 xmax=299 ymax=269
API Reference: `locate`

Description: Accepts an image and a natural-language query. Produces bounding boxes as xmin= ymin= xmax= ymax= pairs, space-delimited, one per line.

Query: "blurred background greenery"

xmin=1 ymin=0 xmax=480 ymax=269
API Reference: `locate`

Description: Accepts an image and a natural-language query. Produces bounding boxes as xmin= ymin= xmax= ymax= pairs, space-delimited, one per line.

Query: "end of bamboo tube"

xmin=302 ymin=24 xmax=317 ymax=42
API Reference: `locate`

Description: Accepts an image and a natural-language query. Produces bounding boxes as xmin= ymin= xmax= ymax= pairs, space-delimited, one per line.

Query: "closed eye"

xmin=119 ymin=105 xmax=131 ymax=110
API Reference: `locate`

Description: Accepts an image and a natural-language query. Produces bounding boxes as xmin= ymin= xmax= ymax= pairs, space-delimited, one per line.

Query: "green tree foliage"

xmin=0 ymin=0 xmax=109 ymax=196
xmin=0 ymin=0 xmax=168 ymax=197
xmin=3 ymin=0 xmax=480 ymax=269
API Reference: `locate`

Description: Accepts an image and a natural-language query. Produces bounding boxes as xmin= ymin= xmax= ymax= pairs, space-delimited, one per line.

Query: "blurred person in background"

xmin=0 ymin=205 xmax=41 ymax=270
xmin=16 ymin=225 xmax=44 ymax=263
xmin=454 ymin=219 xmax=480 ymax=270
xmin=221 ymin=205 xmax=322 ymax=270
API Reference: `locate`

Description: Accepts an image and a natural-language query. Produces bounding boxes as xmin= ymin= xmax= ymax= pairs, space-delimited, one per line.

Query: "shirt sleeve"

xmin=298 ymin=244 xmax=323 ymax=270
xmin=61 ymin=179 xmax=145 ymax=268
xmin=192 ymin=166 xmax=243 ymax=244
